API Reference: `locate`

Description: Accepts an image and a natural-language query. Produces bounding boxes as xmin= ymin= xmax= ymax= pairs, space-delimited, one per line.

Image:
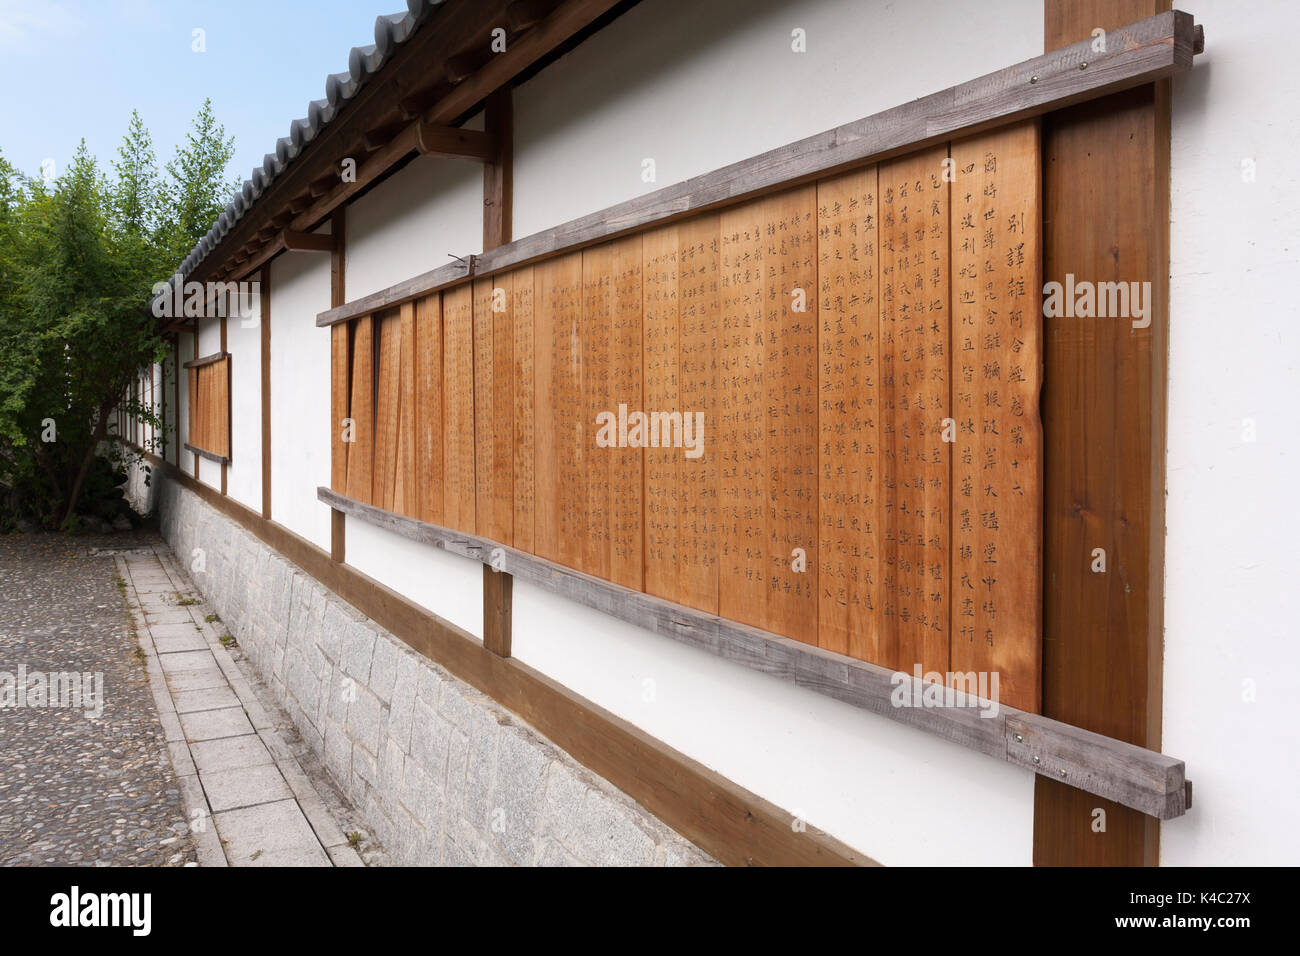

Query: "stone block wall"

xmin=153 ymin=473 xmax=713 ymax=866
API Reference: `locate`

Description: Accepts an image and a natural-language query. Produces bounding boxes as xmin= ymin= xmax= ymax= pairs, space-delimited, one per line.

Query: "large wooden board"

xmin=718 ymin=188 xmax=819 ymax=645
xmin=642 ymin=223 xmax=682 ymax=604
xmin=580 ymin=244 xmax=614 ymax=580
xmin=816 ymin=166 xmax=883 ymax=660
xmin=344 ymin=316 xmax=374 ymax=504
xmin=394 ymin=301 xmax=417 ymax=518
xmin=473 ymin=278 xmax=499 ymax=540
xmin=374 ymin=309 xmax=401 ymax=511
xmin=414 ymin=294 xmax=443 ymax=525
xmin=331 ymin=324 xmax=349 ymax=490
xmin=532 ymin=253 xmax=582 ymax=564
xmin=442 ymin=284 xmax=475 ymax=532
xmin=878 ymin=146 xmax=951 ymax=676
xmin=511 ymin=268 xmax=535 ymax=553
xmin=949 ymin=121 xmax=1042 ymax=712
xmin=491 ymin=273 xmax=515 ymax=547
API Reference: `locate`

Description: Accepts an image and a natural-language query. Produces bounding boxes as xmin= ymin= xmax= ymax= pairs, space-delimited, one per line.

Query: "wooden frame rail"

xmin=184 ymin=443 xmax=230 ymax=467
xmin=181 ymin=349 xmax=229 ymax=370
xmin=318 ymin=9 xmax=1201 ymax=329
xmin=320 ymin=485 xmax=1190 ymax=820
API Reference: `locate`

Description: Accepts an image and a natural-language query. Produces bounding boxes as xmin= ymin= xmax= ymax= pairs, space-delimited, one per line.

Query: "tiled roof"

xmin=172 ymin=1 xmax=447 ymax=284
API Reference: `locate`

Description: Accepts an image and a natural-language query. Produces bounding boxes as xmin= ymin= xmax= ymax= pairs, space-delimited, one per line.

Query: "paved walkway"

xmin=118 ymin=544 xmax=369 ymax=866
xmin=0 ymin=534 xmax=194 ymax=865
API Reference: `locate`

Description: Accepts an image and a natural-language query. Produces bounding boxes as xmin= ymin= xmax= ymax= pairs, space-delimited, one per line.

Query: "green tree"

xmin=163 ymin=98 xmax=238 ymax=264
xmin=0 ymin=101 xmax=238 ymax=530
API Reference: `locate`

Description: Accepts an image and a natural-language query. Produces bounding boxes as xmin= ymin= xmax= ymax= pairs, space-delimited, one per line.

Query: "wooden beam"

xmin=316 ymin=9 xmax=1201 ymax=328
xmin=444 ymin=50 xmax=483 ymax=85
xmin=362 ymin=120 xmax=408 ymax=151
xmin=1035 ymin=0 xmax=1172 ymax=867
xmin=416 ymin=123 xmax=499 ymax=161
xmin=309 ymin=173 xmax=337 ymax=198
xmin=319 ymin=485 xmax=1191 ymax=820
xmin=144 ymin=452 xmax=869 ymax=866
xmin=397 ymin=87 xmax=443 ymax=121
xmin=260 ymin=265 xmax=272 ymax=520
xmin=507 ymin=0 xmax=555 ymax=32
xmin=282 ymin=230 xmax=336 ymax=253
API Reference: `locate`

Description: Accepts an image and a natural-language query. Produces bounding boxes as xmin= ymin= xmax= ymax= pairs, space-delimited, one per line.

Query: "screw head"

xmin=1030 ymin=74 xmax=1039 ymax=84
xmin=1032 ymin=756 xmax=1041 ymax=765
xmin=1014 ymin=733 xmax=1024 ymax=743
xmin=1079 ymin=61 xmax=1089 ymax=70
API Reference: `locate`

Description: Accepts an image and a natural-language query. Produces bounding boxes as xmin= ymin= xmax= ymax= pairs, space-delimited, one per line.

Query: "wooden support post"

xmin=330 ymin=207 xmax=347 ymax=563
xmin=483 ymin=87 xmax=513 ymax=251
xmin=191 ymin=331 xmax=199 ymax=478
xmin=1035 ymin=0 xmax=1171 ymax=866
xmin=159 ymin=350 xmax=166 ymax=460
xmin=260 ymin=265 xmax=272 ymax=519
xmin=171 ymin=335 xmax=180 ymax=466
xmin=483 ymin=564 xmax=513 ymax=657
xmin=480 ymin=83 xmax=515 ymax=656
xmin=219 ymin=315 xmax=228 ymax=496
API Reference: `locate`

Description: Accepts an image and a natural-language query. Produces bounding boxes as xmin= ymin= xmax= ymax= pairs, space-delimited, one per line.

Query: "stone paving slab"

xmin=201 ymin=764 xmax=293 ymax=813
xmin=191 ymin=735 xmax=275 ymax=775
xmin=213 ymin=799 xmax=332 ymax=867
xmin=118 ymin=541 xmax=367 ymax=868
xmin=172 ymin=685 xmax=241 ymax=714
xmin=179 ymin=706 xmax=256 ymax=742
xmin=165 ymin=670 xmax=229 ymax=693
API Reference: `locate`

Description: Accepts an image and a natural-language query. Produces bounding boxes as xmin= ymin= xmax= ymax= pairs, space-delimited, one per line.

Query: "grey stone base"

xmin=152 ymin=474 xmax=714 ymax=867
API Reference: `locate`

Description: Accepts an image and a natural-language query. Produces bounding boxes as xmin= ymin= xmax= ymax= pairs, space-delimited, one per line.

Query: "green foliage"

xmin=163 ymin=99 xmax=239 ymax=266
xmin=0 ymin=102 xmax=237 ymax=530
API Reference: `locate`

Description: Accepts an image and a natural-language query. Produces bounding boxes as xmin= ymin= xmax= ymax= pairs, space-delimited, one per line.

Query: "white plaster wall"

xmin=346 ymin=116 xmax=485 ymax=300
xmin=269 ymin=243 xmax=333 ymax=551
xmin=512 ymin=582 xmax=1033 ymax=865
xmin=514 ymin=0 xmax=1043 ymax=238
xmin=225 ymin=298 xmax=262 ymax=513
xmin=1162 ymin=0 xmax=1300 ymax=865
xmin=346 ymin=523 xmax=483 ymax=638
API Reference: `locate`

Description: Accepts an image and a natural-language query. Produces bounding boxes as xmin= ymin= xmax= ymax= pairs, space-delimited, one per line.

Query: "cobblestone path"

xmin=0 ymin=533 xmax=195 ymax=866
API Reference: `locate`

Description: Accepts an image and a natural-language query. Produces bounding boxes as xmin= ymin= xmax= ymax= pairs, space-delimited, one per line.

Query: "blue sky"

xmin=0 ymin=1 xmax=392 ymax=190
